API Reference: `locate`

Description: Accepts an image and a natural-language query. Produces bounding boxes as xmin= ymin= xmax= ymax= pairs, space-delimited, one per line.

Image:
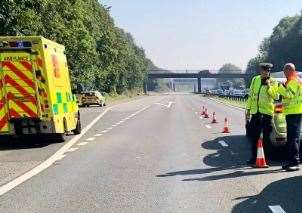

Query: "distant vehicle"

xmin=81 ymin=91 xmax=107 ymax=107
xmin=232 ymin=89 xmax=245 ymax=98
xmin=0 ymin=36 xmax=82 ymax=139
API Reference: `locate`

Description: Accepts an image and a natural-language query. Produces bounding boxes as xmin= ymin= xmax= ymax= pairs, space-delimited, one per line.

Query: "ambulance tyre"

xmin=54 ymin=133 xmax=65 ymax=143
xmin=73 ymin=118 xmax=82 ymax=135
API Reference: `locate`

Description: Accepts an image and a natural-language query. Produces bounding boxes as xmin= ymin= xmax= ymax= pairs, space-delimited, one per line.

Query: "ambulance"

xmin=0 ymin=36 xmax=81 ymax=140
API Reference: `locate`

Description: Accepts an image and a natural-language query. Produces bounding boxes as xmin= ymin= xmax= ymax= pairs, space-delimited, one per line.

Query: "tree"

xmin=0 ymin=0 xmax=154 ymax=94
xmin=247 ymin=14 xmax=302 ymax=74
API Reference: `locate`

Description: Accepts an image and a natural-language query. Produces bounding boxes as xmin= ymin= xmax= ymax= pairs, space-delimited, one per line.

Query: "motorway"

xmin=0 ymin=93 xmax=300 ymax=212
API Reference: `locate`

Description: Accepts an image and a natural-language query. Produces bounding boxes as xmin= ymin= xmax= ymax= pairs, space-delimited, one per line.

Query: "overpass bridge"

xmin=147 ymin=70 xmax=253 ymax=93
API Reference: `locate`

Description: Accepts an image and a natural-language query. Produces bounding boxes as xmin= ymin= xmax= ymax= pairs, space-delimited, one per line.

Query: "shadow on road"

xmin=0 ymin=135 xmax=65 ymax=150
xmin=232 ymin=176 xmax=302 ymax=213
xmin=157 ymin=135 xmax=284 ymax=181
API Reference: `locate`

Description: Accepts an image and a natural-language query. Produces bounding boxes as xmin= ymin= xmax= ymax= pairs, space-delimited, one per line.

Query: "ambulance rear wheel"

xmin=73 ymin=118 xmax=82 ymax=135
xmin=53 ymin=133 xmax=65 ymax=143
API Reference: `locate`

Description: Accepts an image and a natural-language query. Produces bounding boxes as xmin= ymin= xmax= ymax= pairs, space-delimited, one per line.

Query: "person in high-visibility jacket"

xmin=278 ymin=63 xmax=302 ymax=171
xmin=246 ymin=63 xmax=279 ymax=166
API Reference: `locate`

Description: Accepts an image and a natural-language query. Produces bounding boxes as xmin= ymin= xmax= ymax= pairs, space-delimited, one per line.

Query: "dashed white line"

xmin=112 ymin=124 xmax=117 ymax=127
xmin=106 ymin=127 xmax=113 ymax=130
xmin=205 ymin=125 xmax=212 ymax=129
xmin=78 ymin=142 xmax=89 ymax=146
xmin=94 ymin=133 xmax=103 ymax=137
xmin=86 ymin=137 xmax=95 ymax=141
xmin=219 ymin=140 xmax=229 ymax=147
xmin=269 ymin=205 xmax=286 ymax=213
xmin=65 ymin=147 xmax=79 ymax=153
xmin=0 ymin=99 xmax=153 ymax=196
xmin=101 ymin=130 xmax=109 ymax=133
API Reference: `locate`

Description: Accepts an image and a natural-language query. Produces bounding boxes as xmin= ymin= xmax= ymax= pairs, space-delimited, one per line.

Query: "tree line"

xmin=0 ymin=0 xmax=154 ymax=94
xmin=247 ymin=13 xmax=302 ymax=74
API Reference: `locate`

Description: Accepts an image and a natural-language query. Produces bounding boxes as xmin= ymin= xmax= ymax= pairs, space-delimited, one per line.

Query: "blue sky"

xmin=101 ymin=0 xmax=302 ymax=70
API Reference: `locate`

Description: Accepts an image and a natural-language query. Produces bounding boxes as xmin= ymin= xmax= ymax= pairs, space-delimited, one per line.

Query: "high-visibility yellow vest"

xmin=246 ymin=75 xmax=279 ymax=116
xmin=278 ymin=79 xmax=302 ymax=115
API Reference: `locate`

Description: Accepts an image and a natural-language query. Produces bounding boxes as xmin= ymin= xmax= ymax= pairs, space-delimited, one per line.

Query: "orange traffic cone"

xmin=201 ymin=106 xmax=205 ymax=116
xmin=254 ymin=133 xmax=269 ymax=168
xmin=204 ymin=108 xmax=209 ymax=118
xmin=211 ymin=112 xmax=217 ymax=123
xmin=222 ymin=118 xmax=230 ymax=133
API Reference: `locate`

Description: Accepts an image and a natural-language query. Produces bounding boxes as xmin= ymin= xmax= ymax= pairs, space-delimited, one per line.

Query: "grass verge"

xmin=209 ymin=96 xmax=246 ymax=109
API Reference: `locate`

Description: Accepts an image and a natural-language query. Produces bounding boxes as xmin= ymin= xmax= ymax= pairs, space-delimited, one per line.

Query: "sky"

xmin=101 ymin=0 xmax=302 ymax=71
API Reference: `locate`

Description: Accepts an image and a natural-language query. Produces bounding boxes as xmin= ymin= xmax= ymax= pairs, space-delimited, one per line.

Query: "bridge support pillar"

xmin=144 ymin=79 xmax=148 ymax=94
xmin=197 ymin=77 xmax=201 ymax=93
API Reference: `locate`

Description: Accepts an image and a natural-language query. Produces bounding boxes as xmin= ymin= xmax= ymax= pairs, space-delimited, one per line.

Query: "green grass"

xmin=106 ymin=90 xmax=145 ymax=104
xmin=210 ymin=96 xmax=246 ymax=109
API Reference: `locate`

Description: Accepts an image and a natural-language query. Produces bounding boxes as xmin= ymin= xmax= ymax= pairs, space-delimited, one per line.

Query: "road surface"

xmin=0 ymin=93 xmax=300 ymax=213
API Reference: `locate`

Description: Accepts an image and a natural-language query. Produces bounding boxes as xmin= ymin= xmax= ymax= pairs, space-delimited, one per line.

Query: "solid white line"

xmin=55 ymin=154 xmax=66 ymax=161
xmin=219 ymin=140 xmax=229 ymax=147
xmin=94 ymin=133 xmax=103 ymax=137
xmin=77 ymin=142 xmax=89 ymax=146
xmin=65 ymin=147 xmax=79 ymax=153
xmin=0 ymin=106 xmax=113 ymax=196
xmin=205 ymin=125 xmax=212 ymax=129
xmin=86 ymin=137 xmax=95 ymax=141
xmin=269 ymin=205 xmax=286 ymax=213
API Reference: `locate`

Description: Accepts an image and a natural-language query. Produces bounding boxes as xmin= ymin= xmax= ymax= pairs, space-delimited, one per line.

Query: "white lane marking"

xmin=112 ymin=124 xmax=117 ymax=127
xmin=269 ymin=205 xmax=286 ymax=213
xmin=55 ymin=154 xmax=66 ymax=161
xmin=205 ymin=125 xmax=212 ymax=129
xmin=94 ymin=133 xmax=103 ymax=137
xmin=219 ymin=140 xmax=229 ymax=147
xmin=167 ymin=101 xmax=174 ymax=108
xmin=78 ymin=142 xmax=89 ymax=146
xmin=0 ymin=106 xmax=113 ymax=196
xmin=106 ymin=127 xmax=113 ymax=130
xmin=101 ymin=130 xmax=109 ymax=133
xmin=65 ymin=147 xmax=79 ymax=153
xmin=86 ymin=137 xmax=95 ymax=141
xmin=154 ymin=101 xmax=174 ymax=108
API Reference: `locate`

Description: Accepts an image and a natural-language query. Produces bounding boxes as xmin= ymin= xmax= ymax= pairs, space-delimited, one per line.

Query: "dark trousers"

xmin=286 ymin=114 xmax=302 ymax=165
xmin=249 ymin=113 xmax=273 ymax=160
